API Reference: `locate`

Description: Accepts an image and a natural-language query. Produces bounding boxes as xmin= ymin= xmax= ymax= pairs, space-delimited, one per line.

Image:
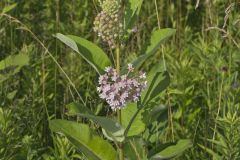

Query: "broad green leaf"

xmin=142 ymin=70 xmax=170 ymax=105
xmin=66 ymin=102 xmax=93 ymax=115
xmin=67 ymin=102 xmax=124 ymax=142
xmin=121 ymin=103 xmax=145 ymax=137
xmin=68 ymin=35 xmax=111 ymax=73
xmin=124 ymin=138 xmax=148 ymax=160
xmin=130 ymin=29 xmax=176 ymax=70
xmin=49 ymin=120 xmax=117 ymax=160
xmin=143 ymin=104 xmax=167 ymax=125
xmin=2 ymin=3 xmax=17 ymax=13
xmin=124 ymin=0 xmax=143 ymax=31
xmin=66 ymin=103 xmax=124 ymax=142
xmin=55 ymin=33 xmax=111 ymax=74
xmin=146 ymin=29 xmax=176 ymax=55
xmin=150 ymin=139 xmax=192 ymax=160
xmin=54 ymin=33 xmax=79 ymax=52
xmin=148 ymin=142 xmax=176 ymax=158
xmin=0 ymin=53 xmax=29 ymax=83
xmin=77 ymin=114 xmax=125 ymax=142
xmin=102 ymin=128 xmax=124 ymax=142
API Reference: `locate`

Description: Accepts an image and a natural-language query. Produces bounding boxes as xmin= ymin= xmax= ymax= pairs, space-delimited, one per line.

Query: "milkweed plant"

xmin=49 ymin=0 xmax=192 ymax=160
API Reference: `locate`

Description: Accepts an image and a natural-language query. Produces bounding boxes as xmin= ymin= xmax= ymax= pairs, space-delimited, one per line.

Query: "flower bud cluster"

xmin=93 ymin=0 xmax=123 ymax=48
xmin=101 ymin=0 xmax=121 ymax=15
xmin=97 ymin=64 xmax=147 ymax=110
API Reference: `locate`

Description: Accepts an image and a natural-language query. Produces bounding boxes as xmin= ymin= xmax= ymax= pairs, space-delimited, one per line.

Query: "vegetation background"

xmin=0 ymin=0 xmax=240 ymax=159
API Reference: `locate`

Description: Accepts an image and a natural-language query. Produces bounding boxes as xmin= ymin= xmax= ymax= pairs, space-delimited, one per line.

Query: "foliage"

xmin=0 ymin=0 xmax=239 ymax=159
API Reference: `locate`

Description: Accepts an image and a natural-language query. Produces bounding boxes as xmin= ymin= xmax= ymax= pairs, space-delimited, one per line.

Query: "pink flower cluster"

xmin=97 ymin=64 xmax=147 ymax=110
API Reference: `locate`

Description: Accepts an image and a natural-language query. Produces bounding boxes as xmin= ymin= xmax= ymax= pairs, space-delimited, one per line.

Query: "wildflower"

xmin=100 ymin=0 xmax=121 ymax=15
xmin=139 ymin=71 xmax=146 ymax=79
xmin=127 ymin=63 xmax=134 ymax=72
xmin=93 ymin=0 xmax=123 ymax=48
xmin=97 ymin=64 xmax=147 ymax=110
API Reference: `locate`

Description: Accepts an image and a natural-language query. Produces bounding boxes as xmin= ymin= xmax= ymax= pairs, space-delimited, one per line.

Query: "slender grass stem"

xmin=55 ymin=0 xmax=60 ymax=118
xmin=154 ymin=0 xmax=161 ymax=29
xmin=212 ymin=74 xmax=224 ymax=149
xmin=0 ymin=14 xmax=86 ymax=106
xmin=116 ymin=46 xmax=124 ymax=160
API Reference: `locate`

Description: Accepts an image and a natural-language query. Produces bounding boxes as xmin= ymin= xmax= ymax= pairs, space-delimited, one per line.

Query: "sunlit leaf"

xmin=150 ymin=139 xmax=192 ymax=159
xmin=77 ymin=114 xmax=125 ymax=142
xmin=142 ymin=71 xmax=170 ymax=105
xmin=55 ymin=33 xmax=111 ymax=74
xmin=121 ymin=103 xmax=145 ymax=137
xmin=2 ymin=3 xmax=17 ymax=13
xmin=130 ymin=29 xmax=176 ymax=70
xmin=0 ymin=53 xmax=29 ymax=83
xmin=49 ymin=120 xmax=118 ymax=160
xmin=124 ymin=0 xmax=143 ymax=31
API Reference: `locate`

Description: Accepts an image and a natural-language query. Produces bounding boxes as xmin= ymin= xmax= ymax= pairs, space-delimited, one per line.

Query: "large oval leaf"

xmin=124 ymin=0 xmax=143 ymax=32
xmin=125 ymin=29 xmax=176 ymax=72
xmin=78 ymin=114 xmax=125 ymax=142
xmin=121 ymin=103 xmax=145 ymax=137
xmin=66 ymin=102 xmax=125 ymax=142
xmin=49 ymin=120 xmax=118 ymax=160
xmin=145 ymin=29 xmax=176 ymax=56
xmin=55 ymin=33 xmax=111 ymax=74
xmin=149 ymin=139 xmax=192 ymax=160
xmin=142 ymin=63 xmax=170 ymax=105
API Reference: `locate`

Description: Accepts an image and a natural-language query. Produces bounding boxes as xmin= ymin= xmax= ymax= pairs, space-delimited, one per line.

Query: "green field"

xmin=0 ymin=0 xmax=240 ymax=159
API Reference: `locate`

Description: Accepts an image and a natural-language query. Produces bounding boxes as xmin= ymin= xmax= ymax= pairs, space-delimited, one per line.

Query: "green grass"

xmin=0 ymin=0 xmax=240 ymax=159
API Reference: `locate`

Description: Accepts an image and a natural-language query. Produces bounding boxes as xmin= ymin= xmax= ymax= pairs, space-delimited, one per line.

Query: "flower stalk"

xmin=116 ymin=45 xmax=124 ymax=160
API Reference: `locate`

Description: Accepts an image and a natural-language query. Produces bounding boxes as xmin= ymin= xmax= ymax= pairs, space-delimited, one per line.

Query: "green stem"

xmin=116 ymin=46 xmax=124 ymax=160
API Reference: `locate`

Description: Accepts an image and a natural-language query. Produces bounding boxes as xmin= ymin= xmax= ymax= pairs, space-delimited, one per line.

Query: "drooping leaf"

xmin=141 ymin=63 xmax=170 ymax=104
xmin=143 ymin=104 xmax=167 ymax=125
xmin=129 ymin=29 xmax=176 ymax=70
xmin=149 ymin=139 xmax=192 ymax=160
xmin=2 ymin=3 xmax=17 ymax=13
xmin=54 ymin=33 xmax=79 ymax=52
xmin=66 ymin=103 xmax=124 ymax=142
xmin=77 ymin=114 xmax=125 ymax=142
xmin=121 ymin=103 xmax=145 ymax=137
xmin=0 ymin=53 xmax=29 ymax=83
xmin=49 ymin=120 xmax=118 ymax=160
xmin=145 ymin=29 xmax=176 ymax=56
xmin=102 ymin=128 xmax=125 ymax=142
xmin=148 ymin=142 xmax=176 ymax=158
xmin=142 ymin=71 xmax=170 ymax=105
xmin=55 ymin=33 xmax=111 ymax=74
xmin=124 ymin=0 xmax=143 ymax=31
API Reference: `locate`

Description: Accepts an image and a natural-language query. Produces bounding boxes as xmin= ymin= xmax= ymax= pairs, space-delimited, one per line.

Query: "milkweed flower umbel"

xmin=93 ymin=0 xmax=123 ymax=48
xmin=97 ymin=64 xmax=147 ymax=110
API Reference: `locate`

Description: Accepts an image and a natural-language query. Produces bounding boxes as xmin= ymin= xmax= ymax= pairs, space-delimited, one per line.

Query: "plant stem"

xmin=116 ymin=46 xmax=124 ymax=160
xmin=212 ymin=73 xmax=224 ymax=149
